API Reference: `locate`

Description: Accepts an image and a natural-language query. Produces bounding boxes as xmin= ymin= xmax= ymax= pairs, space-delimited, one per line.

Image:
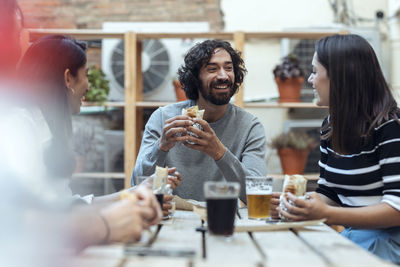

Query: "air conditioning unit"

xmin=102 ymin=22 xmax=209 ymax=101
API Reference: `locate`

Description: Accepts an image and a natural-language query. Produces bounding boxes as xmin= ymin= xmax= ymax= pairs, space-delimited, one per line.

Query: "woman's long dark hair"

xmin=316 ymin=34 xmax=399 ymax=154
xmin=19 ymin=35 xmax=87 ymax=178
xmin=178 ymin=39 xmax=247 ymax=100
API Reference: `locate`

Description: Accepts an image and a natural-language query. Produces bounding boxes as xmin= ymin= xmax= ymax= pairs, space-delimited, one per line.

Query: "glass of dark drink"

xmin=155 ymin=193 xmax=164 ymax=208
xmin=137 ymin=176 xmax=164 ymax=212
xmin=204 ymin=181 xmax=240 ymax=236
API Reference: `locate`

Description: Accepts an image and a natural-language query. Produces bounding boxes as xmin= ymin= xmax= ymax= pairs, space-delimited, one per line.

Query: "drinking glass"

xmin=246 ymin=176 xmax=273 ymax=220
xmin=204 ymin=181 xmax=240 ymax=236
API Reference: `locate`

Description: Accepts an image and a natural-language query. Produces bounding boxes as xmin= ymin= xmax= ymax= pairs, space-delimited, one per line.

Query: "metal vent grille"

xmin=110 ymin=39 xmax=170 ymax=94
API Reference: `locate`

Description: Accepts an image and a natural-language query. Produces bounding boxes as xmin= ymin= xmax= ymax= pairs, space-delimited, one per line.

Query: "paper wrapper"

xmin=182 ymin=106 xmax=204 ymax=144
xmin=172 ymin=195 xmax=206 ymax=210
xmin=279 ymin=174 xmax=307 ymax=220
xmin=153 ymin=166 xmax=168 ymax=193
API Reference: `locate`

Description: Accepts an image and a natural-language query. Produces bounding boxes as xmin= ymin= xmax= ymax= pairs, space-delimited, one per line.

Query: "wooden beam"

xmin=234 ymin=31 xmax=245 ymax=108
xmin=245 ymin=31 xmax=349 ymax=40
xmin=136 ymin=32 xmax=234 ymax=40
xmin=135 ymin=101 xmax=174 ymax=108
xmin=124 ymin=32 xmax=137 ymax=189
xmin=245 ymin=102 xmax=327 ymax=109
xmin=28 ymin=29 xmax=124 ymax=40
xmin=72 ymin=172 xmax=125 ymax=179
xmin=28 ymin=29 xmax=348 ymax=41
xmin=136 ymin=40 xmax=143 ymax=158
xmin=81 ymin=101 xmax=125 ymax=107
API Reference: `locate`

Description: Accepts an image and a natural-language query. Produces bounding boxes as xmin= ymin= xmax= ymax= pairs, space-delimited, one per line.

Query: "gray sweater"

xmin=132 ymin=100 xmax=267 ymax=201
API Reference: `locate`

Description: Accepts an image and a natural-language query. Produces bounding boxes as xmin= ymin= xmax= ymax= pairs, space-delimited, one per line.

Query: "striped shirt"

xmin=316 ymin=116 xmax=400 ymax=211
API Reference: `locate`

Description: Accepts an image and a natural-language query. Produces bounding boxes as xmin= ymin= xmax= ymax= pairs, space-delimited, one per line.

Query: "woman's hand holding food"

xmin=270 ymin=192 xmax=281 ymax=220
xmin=278 ymin=192 xmax=329 ymax=221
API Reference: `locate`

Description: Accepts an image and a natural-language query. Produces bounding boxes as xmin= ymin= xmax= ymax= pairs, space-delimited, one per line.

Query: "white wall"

xmin=221 ymin=0 xmax=390 ymax=173
xmin=389 ymin=0 xmax=400 ymax=99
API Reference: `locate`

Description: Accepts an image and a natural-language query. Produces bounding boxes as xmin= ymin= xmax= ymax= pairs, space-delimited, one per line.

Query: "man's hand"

xmin=162 ymin=194 xmax=174 ymax=217
xmin=159 ymin=115 xmax=193 ymax=152
xmin=167 ymin=167 xmax=182 ymax=190
xmin=183 ymin=118 xmax=226 ymax=161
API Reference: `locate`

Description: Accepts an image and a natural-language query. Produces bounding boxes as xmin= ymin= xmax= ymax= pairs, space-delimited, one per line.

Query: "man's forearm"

xmin=215 ymin=150 xmax=248 ymax=203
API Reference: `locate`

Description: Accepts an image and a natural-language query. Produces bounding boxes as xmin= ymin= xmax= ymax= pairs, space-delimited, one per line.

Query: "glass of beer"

xmin=246 ymin=176 xmax=273 ymax=220
xmin=204 ymin=181 xmax=240 ymax=236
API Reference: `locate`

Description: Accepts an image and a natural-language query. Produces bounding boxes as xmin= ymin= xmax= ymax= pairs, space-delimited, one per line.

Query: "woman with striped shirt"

xmin=278 ymin=34 xmax=400 ymax=263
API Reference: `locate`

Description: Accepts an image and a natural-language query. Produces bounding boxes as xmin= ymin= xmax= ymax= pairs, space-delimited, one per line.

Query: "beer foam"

xmin=246 ymin=191 xmax=272 ymax=195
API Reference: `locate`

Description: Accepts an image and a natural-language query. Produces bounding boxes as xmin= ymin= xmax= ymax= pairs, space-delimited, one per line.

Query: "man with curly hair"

xmin=132 ymin=40 xmax=267 ymax=202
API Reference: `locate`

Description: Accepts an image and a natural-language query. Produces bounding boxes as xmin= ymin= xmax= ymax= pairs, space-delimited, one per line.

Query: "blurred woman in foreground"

xmin=16 ymin=35 xmax=163 ymax=250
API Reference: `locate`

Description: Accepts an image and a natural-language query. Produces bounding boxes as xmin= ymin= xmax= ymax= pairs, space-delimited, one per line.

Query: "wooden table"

xmin=69 ymin=210 xmax=395 ymax=267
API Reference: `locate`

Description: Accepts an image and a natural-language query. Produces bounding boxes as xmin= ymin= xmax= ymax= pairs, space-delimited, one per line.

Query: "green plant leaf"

xmin=85 ymin=65 xmax=110 ymax=103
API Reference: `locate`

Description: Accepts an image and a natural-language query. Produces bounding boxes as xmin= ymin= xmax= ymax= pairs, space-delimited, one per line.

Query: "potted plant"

xmin=270 ymin=131 xmax=317 ymax=174
xmin=85 ymin=66 xmax=110 ymax=104
xmin=273 ymin=54 xmax=305 ymax=102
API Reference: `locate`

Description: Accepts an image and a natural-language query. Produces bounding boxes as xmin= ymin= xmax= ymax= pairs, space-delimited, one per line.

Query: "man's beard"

xmin=199 ymin=79 xmax=235 ymax=105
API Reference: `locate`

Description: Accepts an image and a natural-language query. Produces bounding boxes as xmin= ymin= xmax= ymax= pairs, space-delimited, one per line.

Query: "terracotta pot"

xmin=173 ymin=80 xmax=187 ymax=102
xmin=275 ymin=77 xmax=304 ymax=102
xmin=277 ymin=148 xmax=310 ymax=175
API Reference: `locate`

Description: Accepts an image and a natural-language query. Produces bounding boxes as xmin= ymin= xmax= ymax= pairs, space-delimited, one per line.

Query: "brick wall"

xmin=18 ymin=0 xmax=224 ymax=31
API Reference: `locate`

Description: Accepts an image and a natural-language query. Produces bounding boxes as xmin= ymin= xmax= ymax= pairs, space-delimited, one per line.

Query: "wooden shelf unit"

xmin=29 ymin=29 xmax=341 ymax=188
xmin=83 ymin=100 xmax=326 ymax=109
xmin=81 ymin=101 xmax=125 ymax=108
xmin=72 ymin=172 xmax=125 ymax=179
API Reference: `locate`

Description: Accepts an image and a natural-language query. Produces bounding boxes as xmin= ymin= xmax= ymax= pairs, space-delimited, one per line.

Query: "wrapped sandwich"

xmin=279 ymin=174 xmax=307 ymax=219
xmin=153 ymin=165 xmax=168 ymax=194
xmin=182 ymin=105 xmax=205 ymax=144
xmin=183 ymin=105 xmax=205 ymax=119
xmin=282 ymin=174 xmax=307 ymax=197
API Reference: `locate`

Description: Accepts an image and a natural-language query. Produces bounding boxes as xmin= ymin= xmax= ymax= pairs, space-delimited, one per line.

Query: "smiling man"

xmin=132 ymin=40 xmax=267 ymax=201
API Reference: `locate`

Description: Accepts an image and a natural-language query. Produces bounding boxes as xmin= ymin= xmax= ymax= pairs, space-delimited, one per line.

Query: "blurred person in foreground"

xmin=18 ymin=34 xmax=180 ymax=210
xmin=0 ymin=1 xmax=161 ymax=265
xmin=17 ymin=33 xmax=163 ymax=234
xmin=272 ymin=34 xmax=400 ymax=264
xmin=132 ymin=40 xmax=267 ymax=202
